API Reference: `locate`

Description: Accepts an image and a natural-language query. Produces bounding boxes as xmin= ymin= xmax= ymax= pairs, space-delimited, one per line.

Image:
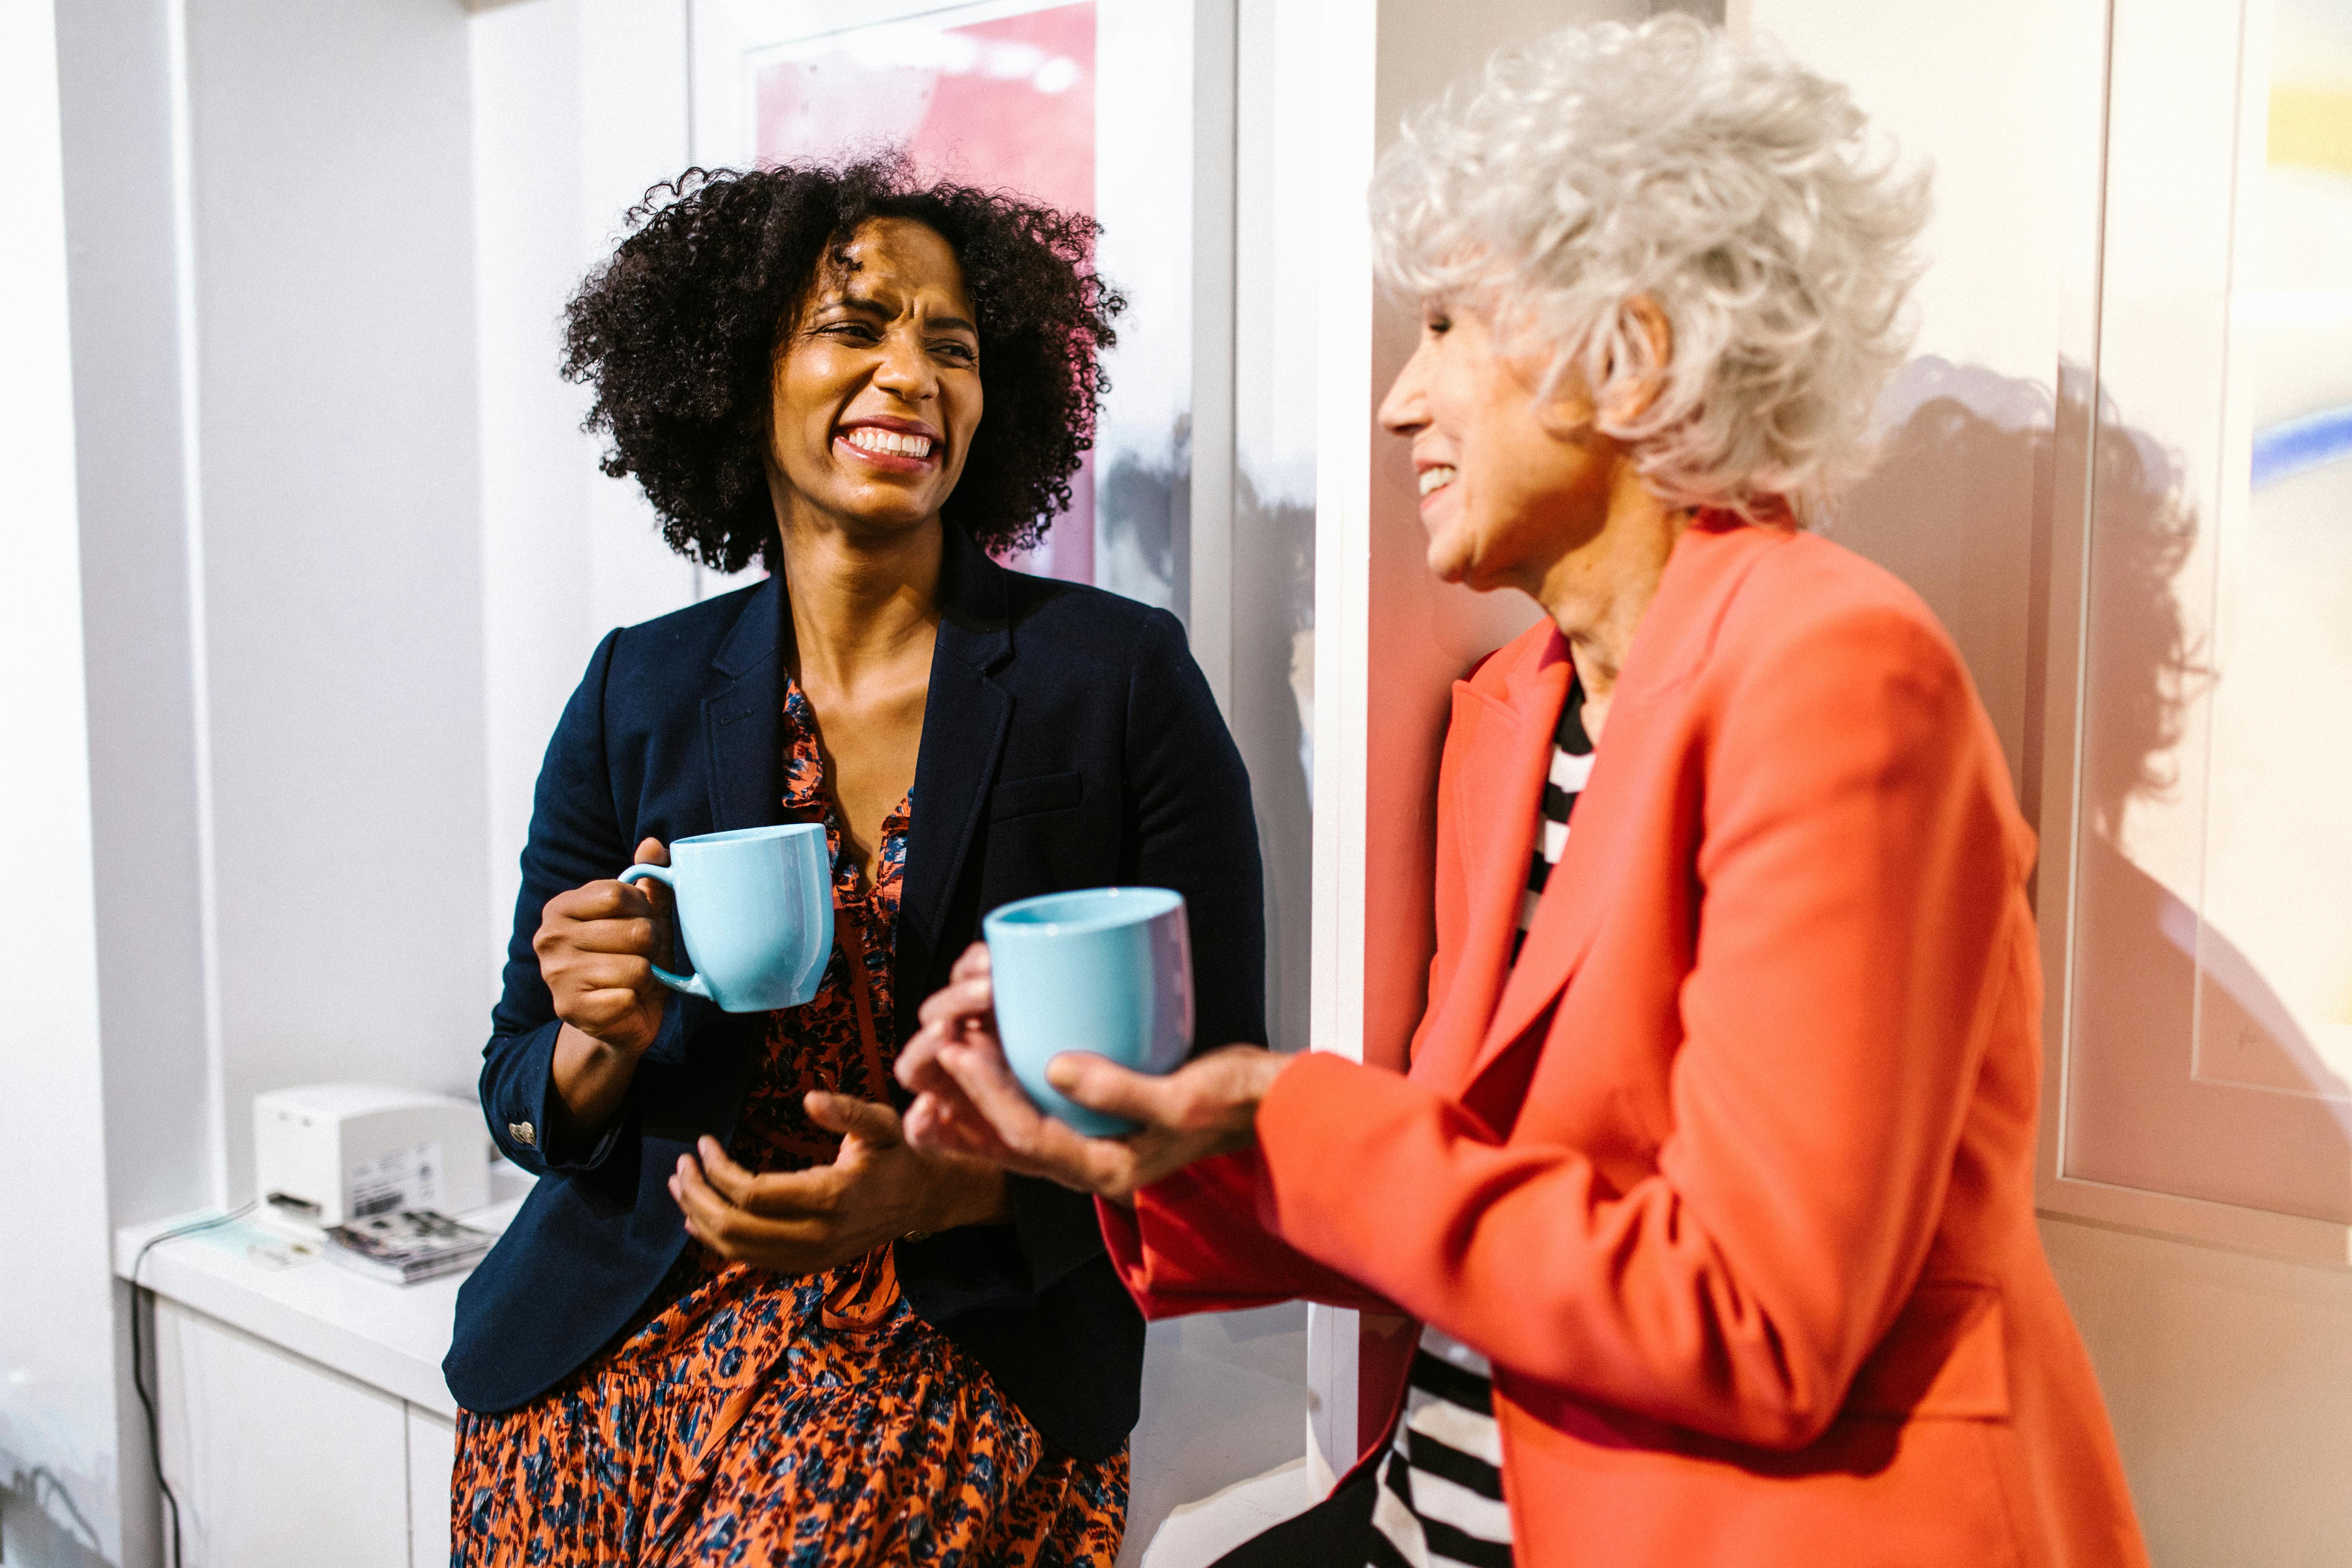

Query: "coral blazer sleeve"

xmin=1114 ymin=590 xmax=2025 ymax=1453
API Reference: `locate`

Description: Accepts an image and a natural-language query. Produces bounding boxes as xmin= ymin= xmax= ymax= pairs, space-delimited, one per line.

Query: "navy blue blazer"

xmin=444 ymin=526 xmax=1266 ymax=1460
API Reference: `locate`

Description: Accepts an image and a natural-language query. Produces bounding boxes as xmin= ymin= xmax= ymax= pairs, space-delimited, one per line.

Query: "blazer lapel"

xmin=1409 ymin=650 xmax=1571 ymax=1096
xmin=703 ymin=573 xmax=786 ymax=832
xmin=896 ymin=528 xmax=1014 ymax=1043
xmin=1460 ymin=515 xmax=1790 ymax=1089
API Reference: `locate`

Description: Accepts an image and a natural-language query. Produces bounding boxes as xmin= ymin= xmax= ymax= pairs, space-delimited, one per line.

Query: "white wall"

xmin=58 ymin=0 xmax=216 ymax=1239
xmin=2040 ymin=1220 xmax=2352 ymax=1564
xmin=472 ymin=0 xmax=706 ymax=981
xmin=0 ymin=7 xmax=132 ymax=1563
xmin=183 ymin=0 xmax=493 ymax=1200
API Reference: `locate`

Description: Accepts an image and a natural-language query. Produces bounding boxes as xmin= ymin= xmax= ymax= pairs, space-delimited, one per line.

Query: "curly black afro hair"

xmin=561 ymin=157 xmax=1125 ymax=573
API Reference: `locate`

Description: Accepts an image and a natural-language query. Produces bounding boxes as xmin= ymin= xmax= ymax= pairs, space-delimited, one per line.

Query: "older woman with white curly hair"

xmin=897 ymin=17 xmax=2149 ymax=1567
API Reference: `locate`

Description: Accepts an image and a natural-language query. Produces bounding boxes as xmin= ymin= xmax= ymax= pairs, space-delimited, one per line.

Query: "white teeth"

xmin=1418 ymin=465 xmax=1457 ymax=497
xmin=845 ymin=427 xmax=933 ymax=459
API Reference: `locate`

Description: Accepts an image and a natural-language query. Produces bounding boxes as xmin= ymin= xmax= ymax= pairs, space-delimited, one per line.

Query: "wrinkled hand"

xmin=667 ymin=1091 xmax=1005 ymax=1274
xmin=536 ymin=838 xmax=675 ymax=1056
xmin=897 ymin=942 xmax=1288 ymax=1204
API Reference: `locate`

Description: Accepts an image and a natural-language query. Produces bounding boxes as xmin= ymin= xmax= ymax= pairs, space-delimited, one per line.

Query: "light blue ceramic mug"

xmin=982 ymin=887 xmax=1193 ymax=1136
xmin=617 ymin=824 xmax=833 ymax=1013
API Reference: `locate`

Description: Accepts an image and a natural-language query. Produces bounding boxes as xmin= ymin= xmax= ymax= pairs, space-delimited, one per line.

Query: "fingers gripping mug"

xmin=981 ymin=887 xmax=1194 ymax=1136
xmin=618 ymin=824 xmax=833 ymax=1013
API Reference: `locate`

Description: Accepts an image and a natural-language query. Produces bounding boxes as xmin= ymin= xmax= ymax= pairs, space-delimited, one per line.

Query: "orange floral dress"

xmin=450 ymin=679 xmax=1128 ymax=1567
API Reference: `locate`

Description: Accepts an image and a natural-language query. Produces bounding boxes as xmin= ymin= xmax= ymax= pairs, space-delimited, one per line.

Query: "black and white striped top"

xmin=1370 ymin=676 xmax=1591 ymax=1568
xmin=1512 ymin=677 xmax=1594 ymax=966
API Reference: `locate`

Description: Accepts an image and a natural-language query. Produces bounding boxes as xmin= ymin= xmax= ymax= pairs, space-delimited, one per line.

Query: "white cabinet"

xmin=154 ymin=1300 xmax=453 ymax=1567
xmin=407 ymin=1407 xmax=456 ymax=1568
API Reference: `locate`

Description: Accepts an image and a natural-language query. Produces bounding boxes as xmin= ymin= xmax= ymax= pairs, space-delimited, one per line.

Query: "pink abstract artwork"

xmin=754 ymin=4 xmax=1098 ymax=584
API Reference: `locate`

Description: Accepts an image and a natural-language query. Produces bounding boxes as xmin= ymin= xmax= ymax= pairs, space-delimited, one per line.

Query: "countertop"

xmin=114 ymin=1178 xmax=530 ymax=1419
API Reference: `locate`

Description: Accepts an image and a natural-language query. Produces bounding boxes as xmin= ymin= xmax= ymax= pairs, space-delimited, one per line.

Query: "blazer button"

xmin=508 ymin=1120 xmax=537 ymax=1148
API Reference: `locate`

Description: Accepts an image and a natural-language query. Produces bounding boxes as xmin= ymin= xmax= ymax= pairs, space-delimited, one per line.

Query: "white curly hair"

xmin=1370 ymin=16 xmax=1930 ymax=522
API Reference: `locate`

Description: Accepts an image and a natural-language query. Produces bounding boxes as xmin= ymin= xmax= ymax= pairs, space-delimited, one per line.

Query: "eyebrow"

xmin=821 ymin=291 xmax=977 ymax=337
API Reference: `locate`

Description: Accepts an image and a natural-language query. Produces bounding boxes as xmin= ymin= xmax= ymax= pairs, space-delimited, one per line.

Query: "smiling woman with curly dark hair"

xmin=441 ymin=158 xmax=1267 ymax=1567
xmin=563 ymin=159 xmax=1121 ymax=572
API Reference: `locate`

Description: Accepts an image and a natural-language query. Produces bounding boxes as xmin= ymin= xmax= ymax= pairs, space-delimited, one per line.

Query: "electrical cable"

xmin=128 ymin=1202 xmax=256 ymax=1568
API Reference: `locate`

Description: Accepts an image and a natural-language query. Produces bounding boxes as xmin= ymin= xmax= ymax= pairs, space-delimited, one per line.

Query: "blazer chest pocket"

xmin=989 ymin=770 xmax=1083 ymax=822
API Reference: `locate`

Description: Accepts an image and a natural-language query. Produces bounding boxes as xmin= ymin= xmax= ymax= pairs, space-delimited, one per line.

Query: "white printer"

xmin=254 ymin=1084 xmax=490 ymax=1230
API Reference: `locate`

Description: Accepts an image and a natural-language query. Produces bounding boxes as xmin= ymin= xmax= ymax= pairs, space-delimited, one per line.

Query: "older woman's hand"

xmin=897 ymin=942 xmax=1288 ymax=1203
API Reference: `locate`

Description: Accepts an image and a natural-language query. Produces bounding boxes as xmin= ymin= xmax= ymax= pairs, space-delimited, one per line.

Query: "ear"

xmin=1599 ymin=294 xmax=1674 ymax=427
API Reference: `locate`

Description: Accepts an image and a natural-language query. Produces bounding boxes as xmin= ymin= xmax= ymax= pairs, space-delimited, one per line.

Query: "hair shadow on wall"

xmin=1832 ymin=357 xmax=2047 ymax=776
xmin=1849 ymin=359 xmax=2352 ymax=1218
xmin=1096 ymin=417 xmax=1187 ymax=613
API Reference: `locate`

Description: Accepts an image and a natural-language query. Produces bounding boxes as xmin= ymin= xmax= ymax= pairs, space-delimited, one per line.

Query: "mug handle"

xmin=617 ymin=864 xmax=713 ymax=1001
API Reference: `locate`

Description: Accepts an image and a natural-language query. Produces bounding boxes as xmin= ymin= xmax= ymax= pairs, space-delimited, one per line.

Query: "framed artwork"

xmin=690 ymin=0 xmax=1210 ymax=616
xmin=2037 ymin=0 xmax=2352 ymax=1262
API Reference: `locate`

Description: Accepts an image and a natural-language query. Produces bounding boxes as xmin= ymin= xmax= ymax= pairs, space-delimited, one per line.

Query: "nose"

xmin=1379 ymin=336 xmax=1432 ymax=438
xmin=872 ymin=324 xmax=938 ymax=403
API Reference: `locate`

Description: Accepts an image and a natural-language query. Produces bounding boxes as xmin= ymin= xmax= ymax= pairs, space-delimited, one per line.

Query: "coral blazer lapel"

xmin=1408 ymin=645 xmax=1571 ymax=1096
xmin=1460 ymin=516 xmax=1790 ymax=1093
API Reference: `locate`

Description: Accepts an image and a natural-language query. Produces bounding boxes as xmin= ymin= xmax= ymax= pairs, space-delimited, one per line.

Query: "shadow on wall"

xmin=1231 ymin=470 xmax=1316 ymax=1058
xmin=1094 ymin=418 xmax=1189 ymax=615
xmin=2 ymin=1465 xmax=112 ymax=1568
xmin=1841 ymin=358 xmax=2352 ymax=1220
xmin=1832 ymin=357 xmax=2049 ymax=776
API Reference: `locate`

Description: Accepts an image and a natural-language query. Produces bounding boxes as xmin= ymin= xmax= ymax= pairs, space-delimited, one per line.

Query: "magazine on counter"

xmin=323 ymin=1209 xmax=495 ymax=1285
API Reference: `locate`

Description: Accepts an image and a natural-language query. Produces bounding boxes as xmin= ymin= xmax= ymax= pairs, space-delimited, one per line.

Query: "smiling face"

xmin=1377 ymin=299 xmax=1623 ymax=597
xmin=767 ymin=217 xmax=983 ymax=544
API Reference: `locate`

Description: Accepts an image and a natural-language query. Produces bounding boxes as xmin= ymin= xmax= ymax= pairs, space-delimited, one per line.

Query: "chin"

xmin=1423 ymin=527 xmax=1477 ymax=586
xmin=836 ymin=494 xmax=944 ymax=535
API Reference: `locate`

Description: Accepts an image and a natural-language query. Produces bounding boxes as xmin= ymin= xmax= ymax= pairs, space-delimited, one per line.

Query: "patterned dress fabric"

xmin=451 ymin=678 xmax=1128 ymax=1567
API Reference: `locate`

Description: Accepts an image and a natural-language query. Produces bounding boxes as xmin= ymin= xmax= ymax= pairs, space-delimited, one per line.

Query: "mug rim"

xmin=675 ymin=823 xmax=827 ymax=849
xmin=983 ymin=886 xmax=1183 ymax=938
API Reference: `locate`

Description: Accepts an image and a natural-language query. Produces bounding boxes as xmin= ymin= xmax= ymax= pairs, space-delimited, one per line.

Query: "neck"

xmin=772 ymin=495 xmax=945 ymax=688
xmin=1532 ymin=464 xmax=1691 ymax=727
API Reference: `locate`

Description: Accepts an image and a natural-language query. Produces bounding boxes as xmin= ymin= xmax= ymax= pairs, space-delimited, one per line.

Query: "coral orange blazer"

xmin=1100 ymin=517 xmax=2149 ymax=1566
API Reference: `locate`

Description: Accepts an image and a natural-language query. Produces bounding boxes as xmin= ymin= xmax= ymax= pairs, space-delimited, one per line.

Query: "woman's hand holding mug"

xmin=536 ymin=838 xmax=677 ymax=1147
xmin=538 ymin=838 xmax=676 ymax=1055
xmin=897 ymin=942 xmax=1288 ymax=1204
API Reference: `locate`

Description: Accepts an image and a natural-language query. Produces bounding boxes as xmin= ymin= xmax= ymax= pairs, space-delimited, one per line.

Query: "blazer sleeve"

xmin=1098 ymin=1151 xmax=1403 ymax=1318
xmin=479 ymin=629 xmax=705 ymax=1178
xmin=1238 ymin=604 xmax=2025 ymax=1450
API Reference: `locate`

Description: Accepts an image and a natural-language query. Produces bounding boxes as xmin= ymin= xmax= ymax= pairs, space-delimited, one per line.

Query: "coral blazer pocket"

xmin=989 ymin=769 xmax=1084 ymax=822
xmin=1844 ymin=1280 xmax=2010 ymax=1422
